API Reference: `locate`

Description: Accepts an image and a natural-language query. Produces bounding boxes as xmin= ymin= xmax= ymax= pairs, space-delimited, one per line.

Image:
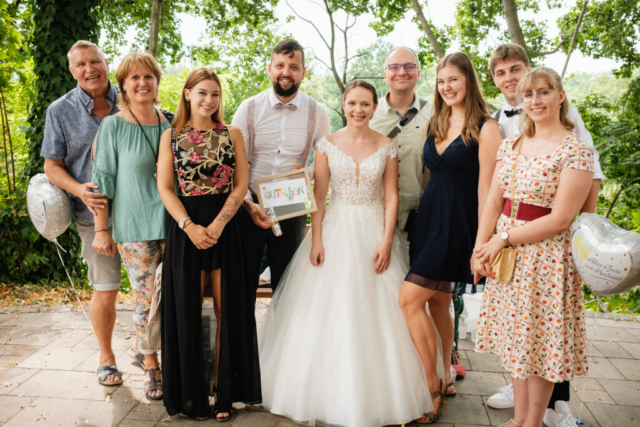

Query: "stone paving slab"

xmin=1 ymin=306 xmax=640 ymax=426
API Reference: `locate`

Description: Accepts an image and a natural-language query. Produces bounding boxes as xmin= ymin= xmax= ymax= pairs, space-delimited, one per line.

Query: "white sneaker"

xmin=544 ymin=401 xmax=575 ymax=427
xmin=259 ymin=267 xmax=271 ymax=282
xmin=487 ymin=384 xmax=514 ymax=409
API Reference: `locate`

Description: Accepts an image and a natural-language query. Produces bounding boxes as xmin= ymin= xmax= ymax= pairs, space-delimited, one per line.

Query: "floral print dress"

xmin=475 ymin=134 xmax=594 ymax=382
xmin=173 ymin=124 xmax=235 ymax=196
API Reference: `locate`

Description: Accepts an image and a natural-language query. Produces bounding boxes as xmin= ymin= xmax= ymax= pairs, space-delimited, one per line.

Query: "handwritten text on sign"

xmin=260 ymin=178 xmax=310 ymax=208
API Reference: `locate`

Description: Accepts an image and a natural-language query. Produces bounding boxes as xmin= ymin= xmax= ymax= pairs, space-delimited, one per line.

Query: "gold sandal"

xmin=499 ymin=419 xmax=523 ymax=427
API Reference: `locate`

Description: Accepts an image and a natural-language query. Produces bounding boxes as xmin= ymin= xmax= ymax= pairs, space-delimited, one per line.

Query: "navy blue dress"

xmin=407 ymin=120 xmax=486 ymax=291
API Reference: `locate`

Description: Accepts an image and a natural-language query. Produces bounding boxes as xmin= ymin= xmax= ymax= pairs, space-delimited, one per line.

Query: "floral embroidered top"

xmin=172 ymin=124 xmax=236 ymax=196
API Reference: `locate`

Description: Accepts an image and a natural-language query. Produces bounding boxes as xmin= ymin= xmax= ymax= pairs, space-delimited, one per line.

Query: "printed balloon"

xmin=571 ymin=213 xmax=640 ymax=297
xmin=27 ymin=173 xmax=72 ymax=241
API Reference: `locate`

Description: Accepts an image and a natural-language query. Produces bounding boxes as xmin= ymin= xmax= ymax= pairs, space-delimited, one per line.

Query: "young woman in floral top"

xmin=472 ymin=67 xmax=594 ymax=427
xmin=157 ymin=68 xmax=261 ymax=421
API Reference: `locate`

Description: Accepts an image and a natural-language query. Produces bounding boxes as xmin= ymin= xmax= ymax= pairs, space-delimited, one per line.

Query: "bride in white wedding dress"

xmin=259 ymin=80 xmax=442 ymax=427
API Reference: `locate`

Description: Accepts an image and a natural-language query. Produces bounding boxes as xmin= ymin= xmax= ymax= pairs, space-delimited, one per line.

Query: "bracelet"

xmin=182 ymin=220 xmax=193 ymax=230
xmin=95 ymin=229 xmax=109 ymax=233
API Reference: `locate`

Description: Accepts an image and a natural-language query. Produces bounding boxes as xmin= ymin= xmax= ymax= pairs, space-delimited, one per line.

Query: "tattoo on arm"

xmin=216 ymin=211 xmax=233 ymax=223
xmin=223 ymin=196 xmax=240 ymax=209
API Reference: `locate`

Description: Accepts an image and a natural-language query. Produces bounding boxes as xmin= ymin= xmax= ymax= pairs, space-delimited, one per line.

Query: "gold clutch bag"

xmin=491 ymin=246 xmax=517 ymax=283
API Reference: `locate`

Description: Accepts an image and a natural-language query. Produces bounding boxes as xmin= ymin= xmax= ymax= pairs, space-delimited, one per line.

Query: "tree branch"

xmin=347 ymin=41 xmax=377 ymax=62
xmin=287 ymin=0 xmax=331 ymax=50
xmin=410 ymin=0 xmax=444 ymax=59
xmin=605 ymin=183 xmax=624 ymax=219
xmin=307 ymin=75 xmax=344 ymax=118
xmin=561 ymin=0 xmax=589 ymax=78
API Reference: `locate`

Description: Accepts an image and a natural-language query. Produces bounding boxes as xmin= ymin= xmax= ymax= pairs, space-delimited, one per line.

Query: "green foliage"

xmin=0 ymin=192 xmax=87 ymax=286
xmin=562 ymin=0 xmax=640 ymax=78
xmin=7 ymin=0 xmax=102 ymax=285
xmin=98 ymin=0 xmax=199 ymax=64
xmin=23 ymin=0 xmax=101 ymax=180
xmin=577 ymin=76 xmax=640 ymax=314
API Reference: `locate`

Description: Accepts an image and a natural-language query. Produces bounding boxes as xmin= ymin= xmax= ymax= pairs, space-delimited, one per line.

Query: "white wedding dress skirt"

xmin=259 ymin=200 xmax=438 ymax=426
xmin=260 ymin=140 xmax=443 ymax=426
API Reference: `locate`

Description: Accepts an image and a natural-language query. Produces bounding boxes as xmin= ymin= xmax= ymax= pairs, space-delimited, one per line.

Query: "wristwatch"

xmin=500 ymin=231 xmax=511 ymax=246
xmin=178 ymin=216 xmax=191 ymax=230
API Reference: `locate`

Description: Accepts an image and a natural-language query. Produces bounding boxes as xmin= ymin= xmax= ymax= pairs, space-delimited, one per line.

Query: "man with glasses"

xmin=370 ymin=46 xmax=433 ymax=238
xmin=486 ymin=43 xmax=603 ymax=427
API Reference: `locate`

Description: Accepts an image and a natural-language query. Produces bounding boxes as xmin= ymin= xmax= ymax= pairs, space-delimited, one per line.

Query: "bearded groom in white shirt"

xmin=231 ymin=39 xmax=331 ymax=292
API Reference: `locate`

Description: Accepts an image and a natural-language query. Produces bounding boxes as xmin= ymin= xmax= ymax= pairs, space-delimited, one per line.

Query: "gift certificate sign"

xmin=256 ymin=168 xmax=317 ymax=221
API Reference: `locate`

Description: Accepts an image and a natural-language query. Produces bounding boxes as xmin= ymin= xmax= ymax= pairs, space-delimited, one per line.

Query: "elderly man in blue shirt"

xmin=41 ymin=40 xmax=124 ymax=386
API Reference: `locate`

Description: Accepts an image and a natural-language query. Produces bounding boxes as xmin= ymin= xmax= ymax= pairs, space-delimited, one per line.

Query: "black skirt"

xmin=161 ymin=193 xmax=262 ymax=417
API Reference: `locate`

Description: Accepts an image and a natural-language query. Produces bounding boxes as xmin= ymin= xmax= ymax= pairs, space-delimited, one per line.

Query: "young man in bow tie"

xmin=486 ymin=43 xmax=604 ymax=427
xmin=232 ymin=39 xmax=331 ymax=293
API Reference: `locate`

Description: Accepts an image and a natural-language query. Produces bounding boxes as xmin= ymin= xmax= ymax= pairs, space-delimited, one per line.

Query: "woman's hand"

xmin=475 ymin=234 xmax=506 ymax=272
xmin=185 ymin=224 xmax=217 ymax=250
xmin=92 ymin=232 xmax=116 ymax=257
xmin=373 ymin=239 xmax=392 ymax=274
xmin=206 ymin=221 xmax=225 ymax=242
xmin=310 ymin=241 xmax=325 ymax=266
xmin=471 ymin=251 xmax=492 ymax=284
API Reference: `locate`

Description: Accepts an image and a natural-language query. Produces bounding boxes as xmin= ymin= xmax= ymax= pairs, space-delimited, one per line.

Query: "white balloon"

xmin=571 ymin=213 xmax=640 ymax=297
xmin=27 ymin=173 xmax=72 ymax=241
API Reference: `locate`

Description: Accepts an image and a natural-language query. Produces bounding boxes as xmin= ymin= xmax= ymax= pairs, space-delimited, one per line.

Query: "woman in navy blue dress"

xmin=398 ymin=52 xmax=502 ymax=424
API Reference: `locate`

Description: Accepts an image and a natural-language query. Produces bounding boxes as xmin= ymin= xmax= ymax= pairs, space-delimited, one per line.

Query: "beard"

xmin=273 ymin=78 xmax=300 ymax=98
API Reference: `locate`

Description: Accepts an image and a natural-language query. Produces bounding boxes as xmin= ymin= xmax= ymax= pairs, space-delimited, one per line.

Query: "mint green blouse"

xmin=92 ymin=115 xmax=171 ymax=243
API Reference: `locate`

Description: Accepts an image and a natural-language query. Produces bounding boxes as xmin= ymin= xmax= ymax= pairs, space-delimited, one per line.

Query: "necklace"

xmin=129 ymin=107 xmax=161 ymax=179
xmin=528 ymin=128 xmax=563 ymax=152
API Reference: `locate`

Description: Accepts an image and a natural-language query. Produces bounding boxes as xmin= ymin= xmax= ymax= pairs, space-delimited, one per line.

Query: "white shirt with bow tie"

xmin=232 ymin=89 xmax=331 ymax=198
xmin=494 ymin=102 xmax=604 ymax=180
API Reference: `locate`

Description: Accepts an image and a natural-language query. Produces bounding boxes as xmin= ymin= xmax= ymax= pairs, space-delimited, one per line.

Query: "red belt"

xmin=503 ymin=199 xmax=551 ymax=221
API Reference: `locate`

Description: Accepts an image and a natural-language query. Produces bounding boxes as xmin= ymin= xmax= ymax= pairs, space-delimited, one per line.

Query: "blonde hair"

xmin=431 ymin=52 xmax=489 ymax=147
xmin=516 ymin=67 xmax=574 ymax=138
xmin=115 ymin=51 xmax=162 ymax=109
xmin=489 ymin=43 xmax=530 ymax=76
xmin=67 ymin=40 xmax=106 ymax=64
xmin=172 ymin=68 xmax=225 ymax=133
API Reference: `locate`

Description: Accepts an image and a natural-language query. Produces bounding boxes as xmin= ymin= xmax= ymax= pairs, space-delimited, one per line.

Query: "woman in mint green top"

xmin=92 ymin=114 xmax=170 ymax=242
xmin=91 ymin=51 xmax=170 ymax=402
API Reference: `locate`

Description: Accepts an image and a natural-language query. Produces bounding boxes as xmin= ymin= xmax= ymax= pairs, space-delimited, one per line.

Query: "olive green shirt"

xmin=370 ymin=92 xmax=433 ymax=230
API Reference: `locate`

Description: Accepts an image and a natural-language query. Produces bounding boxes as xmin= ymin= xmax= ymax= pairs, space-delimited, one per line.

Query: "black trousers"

xmin=238 ymin=207 xmax=307 ymax=292
xmin=548 ymin=381 xmax=570 ymax=409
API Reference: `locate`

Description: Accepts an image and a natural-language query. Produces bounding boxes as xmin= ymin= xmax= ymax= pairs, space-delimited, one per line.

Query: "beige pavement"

xmin=0 ymin=303 xmax=638 ymax=426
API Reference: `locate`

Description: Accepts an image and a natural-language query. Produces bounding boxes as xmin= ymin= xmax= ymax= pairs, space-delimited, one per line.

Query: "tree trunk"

xmin=148 ymin=0 xmax=162 ymax=57
xmin=502 ymin=0 xmax=527 ymax=49
xmin=410 ymin=0 xmax=444 ymax=60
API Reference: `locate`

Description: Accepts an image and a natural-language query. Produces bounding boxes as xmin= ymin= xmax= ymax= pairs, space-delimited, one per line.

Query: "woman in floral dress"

xmin=472 ymin=67 xmax=594 ymax=427
xmin=157 ymin=68 xmax=261 ymax=421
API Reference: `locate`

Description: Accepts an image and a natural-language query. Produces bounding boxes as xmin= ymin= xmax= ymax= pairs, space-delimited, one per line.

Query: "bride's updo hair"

xmin=343 ymin=79 xmax=378 ymax=104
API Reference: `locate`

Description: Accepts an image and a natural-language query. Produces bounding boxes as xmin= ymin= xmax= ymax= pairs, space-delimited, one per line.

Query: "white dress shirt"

xmin=232 ymin=89 xmax=331 ymax=198
xmin=493 ymin=102 xmax=604 ymax=180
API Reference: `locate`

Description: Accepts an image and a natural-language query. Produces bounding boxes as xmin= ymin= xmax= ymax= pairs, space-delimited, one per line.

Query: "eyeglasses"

xmin=386 ymin=63 xmax=419 ymax=72
xmin=522 ymin=88 xmax=553 ymax=103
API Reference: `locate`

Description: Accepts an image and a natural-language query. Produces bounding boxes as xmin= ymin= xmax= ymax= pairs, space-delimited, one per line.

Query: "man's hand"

xmin=291 ymin=164 xmax=303 ymax=170
xmin=92 ymin=231 xmax=116 ymax=257
xmin=244 ymin=199 xmax=271 ymax=229
xmin=75 ymin=182 xmax=107 ymax=215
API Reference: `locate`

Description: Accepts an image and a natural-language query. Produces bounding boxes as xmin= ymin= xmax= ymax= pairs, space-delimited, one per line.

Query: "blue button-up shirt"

xmin=40 ymin=82 xmax=119 ymax=223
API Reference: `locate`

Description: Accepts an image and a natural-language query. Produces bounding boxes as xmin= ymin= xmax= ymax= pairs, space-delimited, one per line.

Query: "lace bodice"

xmin=317 ymin=138 xmax=397 ymax=206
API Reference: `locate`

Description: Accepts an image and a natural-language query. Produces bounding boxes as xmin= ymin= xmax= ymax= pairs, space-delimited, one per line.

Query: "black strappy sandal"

xmin=415 ymin=378 xmax=444 ymax=424
xmin=213 ymin=405 xmax=233 ymax=422
xmin=143 ymin=367 xmax=163 ymax=400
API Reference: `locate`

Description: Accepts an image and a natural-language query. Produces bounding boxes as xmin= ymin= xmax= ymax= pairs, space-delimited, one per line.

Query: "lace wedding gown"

xmin=259 ymin=138 xmax=438 ymax=427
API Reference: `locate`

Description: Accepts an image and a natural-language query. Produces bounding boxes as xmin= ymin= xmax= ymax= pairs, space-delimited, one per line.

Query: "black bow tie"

xmin=504 ymin=108 xmax=523 ymax=118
